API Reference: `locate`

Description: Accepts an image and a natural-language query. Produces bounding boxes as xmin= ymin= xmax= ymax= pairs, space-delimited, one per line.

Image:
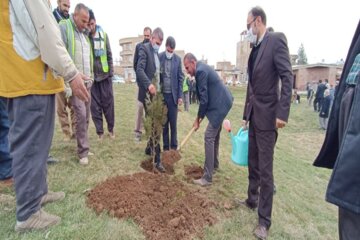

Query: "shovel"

xmin=177 ymin=118 xmax=202 ymax=151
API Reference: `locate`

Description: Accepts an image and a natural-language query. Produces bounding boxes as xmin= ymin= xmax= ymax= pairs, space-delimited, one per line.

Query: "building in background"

xmin=119 ymin=35 xmax=143 ymax=82
xmin=292 ymin=63 xmax=343 ymax=90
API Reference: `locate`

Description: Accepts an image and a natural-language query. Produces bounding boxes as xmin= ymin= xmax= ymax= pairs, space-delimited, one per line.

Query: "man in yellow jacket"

xmin=0 ymin=0 xmax=89 ymax=232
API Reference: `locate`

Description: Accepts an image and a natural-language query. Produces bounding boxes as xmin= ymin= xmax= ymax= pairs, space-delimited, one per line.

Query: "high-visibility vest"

xmin=0 ymin=0 xmax=63 ymax=98
xmin=59 ymin=19 xmax=94 ymax=75
xmin=95 ymin=28 xmax=109 ymax=73
xmin=183 ymin=77 xmax=189 ymax=92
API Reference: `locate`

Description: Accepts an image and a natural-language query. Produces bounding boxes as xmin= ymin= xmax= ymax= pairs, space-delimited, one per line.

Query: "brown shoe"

xmin=254 ymin=225 xmax=268 ymax=240
xmin=233 ymin=198 xmax=256 ymax=211
xmin=15 ymin=209 xmax=61 ymax=233
xmin=40 ymin=191 xmax=65 ymax=206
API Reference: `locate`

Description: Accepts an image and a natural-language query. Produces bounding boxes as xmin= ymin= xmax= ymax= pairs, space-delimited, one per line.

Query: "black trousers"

xmin=339 ymin=207 xmax=360 ymax=240
xmin=247 ymin=117 xmax=277 ymax=229
xmin=162 ymin=93 xmax=178 ymax=150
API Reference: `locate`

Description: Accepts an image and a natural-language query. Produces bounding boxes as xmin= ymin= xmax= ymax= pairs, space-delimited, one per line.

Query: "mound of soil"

xmin=184 ymin=164 xmax=204 ymax=181
xmin=141 ymin=150 xmax=182 ymax=174
xmin=87 ymin=172 xmax=216 ymax=240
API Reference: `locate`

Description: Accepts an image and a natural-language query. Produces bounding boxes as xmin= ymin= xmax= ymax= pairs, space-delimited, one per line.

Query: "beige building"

xmin=292 ymin=63 xmax=343 ymax=90
xmin=119 ymin=35 xmax=143 ymax=81
xmin=236 ymin=31 xmax=251 ymax=83
xmin=215 ymin=61 xmax=236 ymax=84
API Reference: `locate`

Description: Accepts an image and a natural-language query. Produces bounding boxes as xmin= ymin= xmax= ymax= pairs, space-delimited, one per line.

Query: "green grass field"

xmin=0 ymin=84 xmax=337 ymax=239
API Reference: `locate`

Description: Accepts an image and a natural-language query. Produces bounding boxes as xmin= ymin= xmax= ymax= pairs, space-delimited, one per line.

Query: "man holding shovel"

xmin=183 ymin=53 xmax=233 ymax=186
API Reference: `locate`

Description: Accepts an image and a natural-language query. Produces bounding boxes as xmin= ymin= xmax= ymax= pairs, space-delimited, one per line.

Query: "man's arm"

xmin=177 ymin=57 xmax=184 ymax=100
xmin=23 ymin=0 xmax=78 ymax=83
xmin=136 ymin=45 xmax=152 ymax=91
xmin=133 ymin=44 xmax=140 ymax=72
xmin=196 ymin=70 xmax=209 ymax=120
xmin=273 ymin=33 xmax=293 ymax=123
xmin=106 ymin=33 xmax=114 ymax=77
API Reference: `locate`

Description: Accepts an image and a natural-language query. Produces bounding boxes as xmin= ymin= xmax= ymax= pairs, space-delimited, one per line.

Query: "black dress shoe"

xmin=155 ymin=163 xmax=166 ymax=173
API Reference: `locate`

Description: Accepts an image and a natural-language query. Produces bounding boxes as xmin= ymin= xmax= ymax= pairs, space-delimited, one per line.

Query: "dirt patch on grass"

xmin=87 ymin=172 xmax=217 ymax=240
xmin=184 ymin=164 xmax=204 ymax=181
xmin=141 ymin=150 xmax=182 ymax=174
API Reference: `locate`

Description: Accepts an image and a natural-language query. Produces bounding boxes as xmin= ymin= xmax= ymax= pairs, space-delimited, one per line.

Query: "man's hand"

xmin=276 ymin=118 xmax=287 ymax=129
xmin=148 ymin=84 xmax=156 ymax=95
xmin=69 ymin=73 xmax=90 ymax=102
xmin=178 ymin=98 xmax=183 ymax=106
xmin=193 ymin=118 xmax=201 ymax=131
xmin=242 ymin=120 xmax=249 ymax=130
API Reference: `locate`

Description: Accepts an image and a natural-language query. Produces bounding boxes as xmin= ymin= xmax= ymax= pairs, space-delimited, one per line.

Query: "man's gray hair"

xmin=152 ymin=27 xmax=164 ymax=41
xmin=184 ymin=53 xmax=197 ymax=62
xmin=74 ymin=3 xmax=89 ymax=13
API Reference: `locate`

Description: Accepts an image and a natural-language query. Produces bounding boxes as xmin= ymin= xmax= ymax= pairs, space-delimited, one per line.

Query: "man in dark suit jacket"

xmin=314 ymin=79 xmax=327 ymax=112
xmin=159 ymin=36 xmax=184 ymax=150
xmin=241 ymin=6 xmax=293 ymax=240
xmin=183 ymin=53 xmax=233 ymax=187
xmin=136 ymin=27 xmax=165 ymax=172
xmin=133 ymin=27 xmax=152 ymax=142
xmin=314 ymin=20 xmax=360 ymax=240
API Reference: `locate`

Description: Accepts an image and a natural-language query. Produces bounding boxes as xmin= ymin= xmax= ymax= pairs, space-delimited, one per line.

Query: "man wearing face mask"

xmin=159 ymin=36 xmax=184 ymax=151
xmin=59 ymin=3 xmax=94 ymax=165
xmin=136 ymin=28 xmax=165 ymax=172
xmin=240 ymin=6 xmax=293 ymax=240
xmin=133 ymin=27 xmax=152 ymax=142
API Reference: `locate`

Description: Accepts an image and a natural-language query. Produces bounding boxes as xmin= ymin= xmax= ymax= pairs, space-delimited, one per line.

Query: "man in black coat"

xmin=136 ymin=27 xmax=165 ymax=172
xmin=241 ymin=6 xmax=293 ymax=240
xmin=183 ymin=53 xmax=233 ymax=187
xmin=314 ymin=79 xmax=327 ymax=112
xmin=133 ymin=27 xmax=152 ymax=142
xmin=314 ymin=20 xmax=360 ymax=240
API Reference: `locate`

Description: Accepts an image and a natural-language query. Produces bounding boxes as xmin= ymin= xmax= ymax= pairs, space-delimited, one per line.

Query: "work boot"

xmin=15 ymin=209 xmax=61 ymax=233
xmin=40 ymin=191 xmax=65 ymax=206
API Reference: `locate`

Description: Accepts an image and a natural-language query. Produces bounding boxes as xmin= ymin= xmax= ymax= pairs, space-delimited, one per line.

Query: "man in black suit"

xmin=159 ymin=36 xmax=184 ymax=151
xmin=133 ymin=27 xmax=152 ymax=142
xmin=136 ymin=27 xmax=165 ymax=172
xmin=183 ymin=53 xmax=233 ymax=187
xmin=314 ymin=20 xmax=360 ymax=240
xmin=314 ymin=79 xmax=327 ymax=112
xmin=241 ymin=6 xmax=293 ymax=240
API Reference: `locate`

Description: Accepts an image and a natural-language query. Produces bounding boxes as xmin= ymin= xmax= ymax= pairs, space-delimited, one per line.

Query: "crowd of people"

xmin=0 ymin=1 xmax=358 ymax=240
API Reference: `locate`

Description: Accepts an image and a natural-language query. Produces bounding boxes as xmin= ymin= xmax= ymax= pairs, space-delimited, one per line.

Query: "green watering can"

xmin=223 ymin=120 xmax=249 ymax=166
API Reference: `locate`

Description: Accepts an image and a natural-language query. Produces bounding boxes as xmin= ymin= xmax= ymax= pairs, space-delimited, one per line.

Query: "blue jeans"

xmin=0 ymin=97 xmax=12 ymax=180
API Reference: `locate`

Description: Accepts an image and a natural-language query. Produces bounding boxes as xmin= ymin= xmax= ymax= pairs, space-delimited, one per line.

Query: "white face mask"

xmin=165 ymin=51 xmax=173 ymax=59
xmin=245 ymin=27 xmax=257 ymax=45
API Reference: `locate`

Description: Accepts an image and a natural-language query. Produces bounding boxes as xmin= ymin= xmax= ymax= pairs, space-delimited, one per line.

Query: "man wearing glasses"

xmin=240 ymin=6 xmax=293 ymax=240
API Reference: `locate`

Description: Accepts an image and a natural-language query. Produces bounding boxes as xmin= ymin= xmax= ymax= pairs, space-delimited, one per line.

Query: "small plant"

xmin=144 ymin=74 xmax=168 ymax=163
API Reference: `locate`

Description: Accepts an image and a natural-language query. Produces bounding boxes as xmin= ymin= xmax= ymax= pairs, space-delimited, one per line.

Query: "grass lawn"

xmin=0 ymin=84 xmax=337 ymax=239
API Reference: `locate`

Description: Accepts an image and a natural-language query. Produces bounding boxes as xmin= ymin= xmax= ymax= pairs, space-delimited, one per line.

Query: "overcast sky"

xmin=50 ymin=0 xmax=360 ymax=66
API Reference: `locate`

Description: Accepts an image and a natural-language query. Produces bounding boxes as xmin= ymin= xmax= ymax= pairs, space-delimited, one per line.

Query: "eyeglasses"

xmin=247 ymin=17 xmax=257 ymax=30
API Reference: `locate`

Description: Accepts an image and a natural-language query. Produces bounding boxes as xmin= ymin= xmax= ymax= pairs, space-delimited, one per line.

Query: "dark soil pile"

xmin=87 ymin=172 xmax=217 ymax=240
xmin=184 ymin=164 xmax=204 ymax=181
xmin=141 ymin=150 xmax=182 ymax=174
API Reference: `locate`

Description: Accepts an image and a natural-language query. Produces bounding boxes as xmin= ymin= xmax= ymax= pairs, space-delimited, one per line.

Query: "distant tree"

xmin=297 ymin=43 xmax=308 ymax=65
